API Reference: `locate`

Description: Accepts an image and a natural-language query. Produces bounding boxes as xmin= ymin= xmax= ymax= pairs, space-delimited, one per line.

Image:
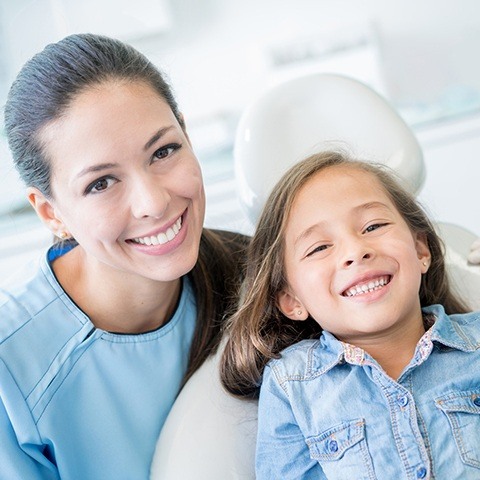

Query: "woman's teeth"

xmin=131 ymin=217 xmax=182 ymax=246
xmin=343 ymin=276 xmax=390 ymax=297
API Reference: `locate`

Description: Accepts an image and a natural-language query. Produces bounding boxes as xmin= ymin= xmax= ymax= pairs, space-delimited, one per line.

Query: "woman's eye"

xmin=152 ymin=143 xmax=181 ymax=161
xmin=85 ymin=176 xmax=116 ymax=195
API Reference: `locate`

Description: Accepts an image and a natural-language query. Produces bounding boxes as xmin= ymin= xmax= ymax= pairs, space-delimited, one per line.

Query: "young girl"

xmin=221 ymin=151 xmax=478 ymax=479
xmin=1 ymin=34 xmax=247 ymax=479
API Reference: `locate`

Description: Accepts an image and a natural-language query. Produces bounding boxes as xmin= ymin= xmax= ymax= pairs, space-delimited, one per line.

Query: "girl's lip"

xmin=340 ymin=271 xmax=392 ymax=294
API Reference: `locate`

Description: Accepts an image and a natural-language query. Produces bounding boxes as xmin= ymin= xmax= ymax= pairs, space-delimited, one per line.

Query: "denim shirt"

xmin=256 ymin=305 xmax=480 ymax=480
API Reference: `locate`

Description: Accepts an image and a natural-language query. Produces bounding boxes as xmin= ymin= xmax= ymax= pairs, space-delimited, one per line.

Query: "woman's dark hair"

xmin=4 ymin=33 xmax=184 ymax=198
xmin=187 ymin=229 xmax=248 ymax=384
xmin=4 ymin=33 xmax=248 ymax=382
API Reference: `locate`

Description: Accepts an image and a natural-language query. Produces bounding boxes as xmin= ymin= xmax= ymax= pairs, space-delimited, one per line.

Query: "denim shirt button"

xmin=416 ymin=466 xmax=427 ymax=478
xmin=326 ymin=439 xmax=338 ymax=453
xmin=398 ymin=395 xmax=409 ymax=407
xmin=473 ymin=396 xmax=480 ymax=407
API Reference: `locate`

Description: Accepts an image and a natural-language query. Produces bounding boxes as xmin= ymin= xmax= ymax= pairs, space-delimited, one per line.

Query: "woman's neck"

xmin=52 ymin=246 xmax=182 ymax=334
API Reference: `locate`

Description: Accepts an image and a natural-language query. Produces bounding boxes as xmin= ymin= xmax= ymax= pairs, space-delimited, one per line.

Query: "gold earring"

xmin=297 ymin=310 xmax=303 ymax=316
xmin=58 ymin=232 xmax=68 ymax=240
xmin=423 ymin=262 xmax=427 ymax=267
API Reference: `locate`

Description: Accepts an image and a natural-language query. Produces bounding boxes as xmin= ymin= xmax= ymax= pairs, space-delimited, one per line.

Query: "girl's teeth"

xmin=132 ymin=217 xmax=182 ymax=246
xmin=344 ymin=276 xmax=389 ymax=297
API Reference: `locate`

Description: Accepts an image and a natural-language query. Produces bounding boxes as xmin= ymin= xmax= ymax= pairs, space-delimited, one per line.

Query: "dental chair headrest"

xmin=234 ymin=73 xmax=425 ymax=224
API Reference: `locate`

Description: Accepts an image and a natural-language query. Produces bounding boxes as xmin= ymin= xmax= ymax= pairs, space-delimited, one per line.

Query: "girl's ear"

xmin=415 ymin=232 xmax=431 ymax=273
xmin=27 ymin=187 xmax=67 ymax=238
xmin=277 ymin=289 xmax=309 ymax=321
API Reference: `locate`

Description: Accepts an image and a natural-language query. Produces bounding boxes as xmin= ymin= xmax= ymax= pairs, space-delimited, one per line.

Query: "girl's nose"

xmin=342 ymin=240 xmax=376 ymax=268
xmin=130 ymin=177 xmax=170 ymax=219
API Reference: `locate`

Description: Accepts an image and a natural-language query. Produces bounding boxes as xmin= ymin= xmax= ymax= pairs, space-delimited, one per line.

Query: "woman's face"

xmin=35 ymin=81 xmax=205 ymax=283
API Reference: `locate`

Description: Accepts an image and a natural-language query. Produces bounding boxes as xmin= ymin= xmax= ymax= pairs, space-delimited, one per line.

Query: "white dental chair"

xmin=150 ymin=73 xmax=480 ymax=480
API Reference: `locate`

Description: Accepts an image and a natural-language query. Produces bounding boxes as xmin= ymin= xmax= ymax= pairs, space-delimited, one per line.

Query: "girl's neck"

xmin=342 ymin=315 xmax=427 ymax=381
xmin=52 ymin=246 xmax=182 ymax=334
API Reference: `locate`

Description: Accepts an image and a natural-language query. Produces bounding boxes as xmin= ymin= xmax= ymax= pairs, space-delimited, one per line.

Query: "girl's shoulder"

xmin=427 ymin=304 xmax=480 ymax=350
xmin=267 ymin=338 xmax=337 ymax=381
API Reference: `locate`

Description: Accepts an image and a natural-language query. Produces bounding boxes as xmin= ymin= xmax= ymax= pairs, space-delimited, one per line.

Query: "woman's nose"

xmin=130 ymin=177 xmax=170 ymax=219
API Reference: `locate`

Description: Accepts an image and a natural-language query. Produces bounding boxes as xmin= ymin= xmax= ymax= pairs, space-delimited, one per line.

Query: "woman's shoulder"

xmin=0 ymin=257 xmax=91 ymax=386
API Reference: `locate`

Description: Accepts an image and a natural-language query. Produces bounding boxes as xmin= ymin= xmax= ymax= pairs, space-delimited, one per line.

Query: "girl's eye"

xmin=364 ymin=223 xmax=387 ymax=233
xmin=306 ymin=244 xmax=329 ymax=257
xmin=85 ymin=176 xmax=116 ymax=195
xmin=152 ymin=143 xmax=181 ymax=161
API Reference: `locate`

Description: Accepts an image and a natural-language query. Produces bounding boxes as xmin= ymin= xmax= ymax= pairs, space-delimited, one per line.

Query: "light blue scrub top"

xmin=0 ymin=244 xmax=196 ymax=479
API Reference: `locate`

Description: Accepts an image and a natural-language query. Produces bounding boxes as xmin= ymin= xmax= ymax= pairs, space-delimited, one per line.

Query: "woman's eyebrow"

xmin=143 ymin=126 xmax=175 ymax=151
xmin=75 ymin=163 xmax=118 ymax=179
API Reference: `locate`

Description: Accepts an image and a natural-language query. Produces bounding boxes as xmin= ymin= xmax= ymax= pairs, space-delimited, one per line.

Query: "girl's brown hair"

xmin=220 ymin=151 xmax=470 ymax=398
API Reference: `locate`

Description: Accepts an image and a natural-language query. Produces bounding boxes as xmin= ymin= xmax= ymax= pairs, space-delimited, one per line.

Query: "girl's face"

xmin=31 ymin=81 xmax=205 ymax=283
xmin=278 ymin=165 xmax=431 ymax=345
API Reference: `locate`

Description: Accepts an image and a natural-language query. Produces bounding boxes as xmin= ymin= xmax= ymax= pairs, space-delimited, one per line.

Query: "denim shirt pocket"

xmin=306 ymin=418 xmax=376 ymax=479
xmin=435 ymin=390 xmax=480 ymax=468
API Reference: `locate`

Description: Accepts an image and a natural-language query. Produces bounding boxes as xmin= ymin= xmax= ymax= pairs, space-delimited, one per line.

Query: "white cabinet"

xmin=0 ymin=0 xmax=172 ymax=84
xmin=415 ymin=113 xmax=480 ymax=236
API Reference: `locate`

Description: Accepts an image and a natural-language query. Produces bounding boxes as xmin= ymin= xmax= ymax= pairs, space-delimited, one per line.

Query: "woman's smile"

xmin=128 ymin=213 xmax=183 ymax=246
xmin=40 ymin=81 xmax=206 ymax=283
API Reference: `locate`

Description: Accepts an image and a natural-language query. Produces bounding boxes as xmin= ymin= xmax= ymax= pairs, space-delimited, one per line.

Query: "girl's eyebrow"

xmin=357 ymin=201 xmax=391 ymax=212
xmin=293 ymin=201 xmax=392 ymax=247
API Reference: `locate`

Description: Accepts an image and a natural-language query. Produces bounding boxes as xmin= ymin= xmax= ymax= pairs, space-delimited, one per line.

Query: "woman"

xmin=1 ymin=33 xmax=247 ymax=479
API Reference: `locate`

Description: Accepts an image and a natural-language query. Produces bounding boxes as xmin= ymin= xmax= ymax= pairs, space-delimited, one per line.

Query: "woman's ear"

xmin=27 ymin=187 xmax=67 ymax=238
xmin=277 ymin=289 xmax=308 ymax=321
xmin=415 ymin=232 xmax=431 ymax=273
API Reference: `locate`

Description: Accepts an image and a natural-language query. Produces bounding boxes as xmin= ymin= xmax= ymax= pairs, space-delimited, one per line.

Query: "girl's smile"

xmin=341 ymin=273 xmax=391 ymax=298
xmin=278 ymin=165 xmax=431 ymax=348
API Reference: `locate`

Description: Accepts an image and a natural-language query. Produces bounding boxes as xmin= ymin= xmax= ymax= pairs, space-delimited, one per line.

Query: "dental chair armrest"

xmin=150 ymin=346 xmax=257 ymax=480
xmin=468 ymin=238 xmax=480 ymax=264
xmin=436 ymin=222 xmax=480 ymax=310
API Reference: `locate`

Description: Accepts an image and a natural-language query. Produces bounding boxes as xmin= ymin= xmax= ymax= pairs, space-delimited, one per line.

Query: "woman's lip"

xmin=126 ymin=210 xmax=186 ymax=241
xmin=126 ymin=210 xmax=189 ymax=255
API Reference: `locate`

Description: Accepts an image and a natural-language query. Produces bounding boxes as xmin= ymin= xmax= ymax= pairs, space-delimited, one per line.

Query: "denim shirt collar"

xmin=427 ymin=304 xmax=480 ymax=351
xmin=309 ymin=304 xmax=480 ymax=374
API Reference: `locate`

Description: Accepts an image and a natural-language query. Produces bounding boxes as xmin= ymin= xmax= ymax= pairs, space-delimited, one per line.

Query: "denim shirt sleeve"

xmin=256 ymin=363 xmax=326 ymax=479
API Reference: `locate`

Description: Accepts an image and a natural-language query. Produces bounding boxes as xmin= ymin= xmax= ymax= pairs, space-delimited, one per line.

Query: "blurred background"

xmin=1 ymin=0 xmax=480 ymax=274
